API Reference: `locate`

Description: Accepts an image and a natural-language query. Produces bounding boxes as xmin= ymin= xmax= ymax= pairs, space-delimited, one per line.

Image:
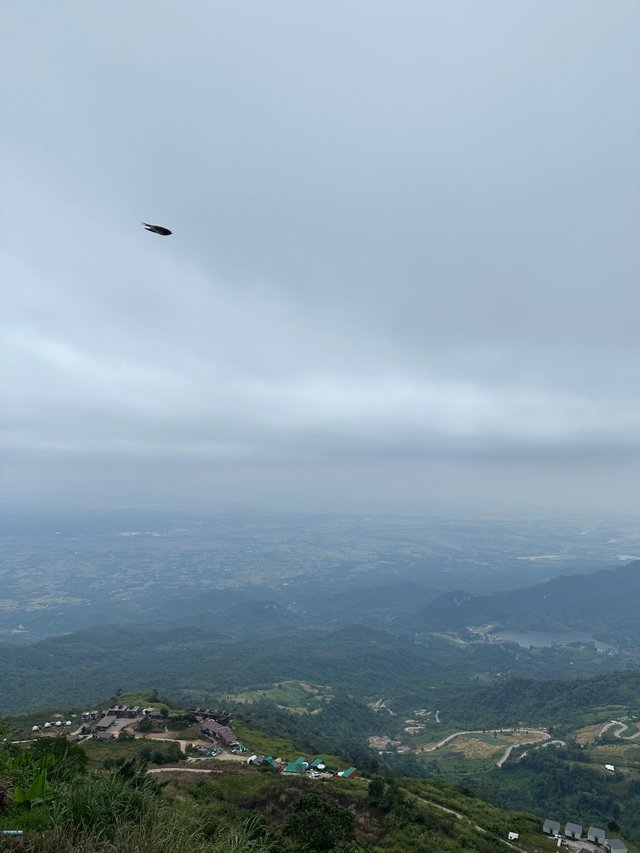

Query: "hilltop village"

xmin=24 ymin=701 xmax=361 ymax=783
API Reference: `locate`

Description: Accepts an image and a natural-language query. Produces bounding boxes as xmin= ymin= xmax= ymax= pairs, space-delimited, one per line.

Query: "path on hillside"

xmin=131 ymin=730 xmax=247 ymax=761
xmin=131 ymin=732 xmax=194 ymax=753
xmin=497 ymin=743 xmax=526 ymax=768
xmin=148 ymin=766 xmax=223 ymax=775
xmin=405 ymin=791 xmax=525 ymax=852
xmin=517 ymin=739 xmax=566 ymax=762
xmin=599 ymin=720 xmax=640 ymax=740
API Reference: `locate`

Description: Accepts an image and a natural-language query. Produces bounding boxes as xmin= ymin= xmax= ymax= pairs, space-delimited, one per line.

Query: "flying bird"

xmin=142 ymin=222 xmax=172 ymax=236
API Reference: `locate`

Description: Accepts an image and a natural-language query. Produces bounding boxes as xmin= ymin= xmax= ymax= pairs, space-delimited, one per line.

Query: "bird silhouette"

xmin=142 ymin=222 xmax=172 ymax=236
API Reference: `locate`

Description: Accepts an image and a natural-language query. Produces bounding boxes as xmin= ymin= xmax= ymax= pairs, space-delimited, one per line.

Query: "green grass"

xmin=1 ymin=692 xmax=179 ymax=739
xmin=231 ymin=719 xmax=303 ymax=761
xmin=80 ymin=737 xmax=185 ymax=770
xmin=209 ymin=769 xmax=274 ymax=801
xmin=3 ymin=708 xmax=83 ymax=738
xmin=227 ymin=680 xmax=333 ymax=713
xmin=111 ymin=691 xmax=177 ymax=712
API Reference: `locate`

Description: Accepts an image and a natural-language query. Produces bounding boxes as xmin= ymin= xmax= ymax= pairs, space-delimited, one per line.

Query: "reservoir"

xmin=491 ymin=629 xmax=615 ymax=651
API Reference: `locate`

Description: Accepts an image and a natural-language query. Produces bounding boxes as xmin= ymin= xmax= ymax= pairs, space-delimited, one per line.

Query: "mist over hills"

xmin=2 ymin=507 xmax=636 ymax=645
xmin=1 ymin=583 xmax=638 ymax=716
xmin=307 ymin=580 xmax=442 ymax=625
xmin=401 ymin=559 xmax=640 ymax=643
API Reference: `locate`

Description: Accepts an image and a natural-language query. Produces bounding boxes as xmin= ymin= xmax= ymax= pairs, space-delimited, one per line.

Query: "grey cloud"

xmin=1 ymin=0 xmax=638 ymax=511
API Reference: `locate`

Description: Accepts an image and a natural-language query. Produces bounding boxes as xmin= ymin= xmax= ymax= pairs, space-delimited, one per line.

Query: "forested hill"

xmin=447 ymin=669 xmax=640 ymax=729
xmin=401 ymin=559 xmax=640 ymax=642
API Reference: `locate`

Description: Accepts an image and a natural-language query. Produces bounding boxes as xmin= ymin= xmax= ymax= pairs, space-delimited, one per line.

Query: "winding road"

xmin=599 ymin=720 xmax=640 ymax=740
xmin=517 ymin=739 xmax=566 ymax=762
xmin=421 ymin=727 xmax=550 ymax=767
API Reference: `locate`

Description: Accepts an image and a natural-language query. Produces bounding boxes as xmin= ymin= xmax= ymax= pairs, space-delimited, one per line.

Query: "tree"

xmin=29 ymin=736 xmax=88 ymax=781
xmin=138 ymin=746 xmax=152 ymax=762
xmin=367 ymin=777 xmax=386 ymax=807
xmin=284 ymin=794 xmax=355 ymax=852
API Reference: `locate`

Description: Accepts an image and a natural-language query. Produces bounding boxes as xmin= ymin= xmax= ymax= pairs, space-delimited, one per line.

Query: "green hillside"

xmin=0 ymin=709 xmax=602 ymax=853
xmin=403 ymin=560 xmax=640 ymax=644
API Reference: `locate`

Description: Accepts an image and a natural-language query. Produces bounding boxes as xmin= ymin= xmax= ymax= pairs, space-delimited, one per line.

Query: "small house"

xmin=199 ymin=719 xmax=239 ymax=748
xmin=605 ymin=763 xmax=615 ymax=772
xmin=339 ymin=767 xmax=357 ymax=779
xmin=507 ymin=831 xmax=519 ymax=841
xmin=543 ymin=819 xmax=561 ymax=836
xmin=606 ymin=841 xmax=628 ymax=853
xmin=588 ymin=826 xmax=606 ymax=844
xmin=284 ymin=757 xmax=308 ymax=774
xmin=565 ymin=822 xmax=582 ymax=839
xmin=92 ymin=730 xmax=114 ymax=740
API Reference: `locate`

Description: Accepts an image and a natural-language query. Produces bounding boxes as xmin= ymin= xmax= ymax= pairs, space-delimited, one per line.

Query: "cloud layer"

xmin=1 ymin=1 xmax=639 ymax=511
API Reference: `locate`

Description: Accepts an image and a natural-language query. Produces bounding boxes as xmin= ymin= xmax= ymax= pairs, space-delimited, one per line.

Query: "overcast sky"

xmin=1 ymin=0 xmax=639 ymax=513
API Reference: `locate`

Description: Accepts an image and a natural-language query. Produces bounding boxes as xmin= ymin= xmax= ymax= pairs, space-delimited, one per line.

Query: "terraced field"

xmin=225 ymin=680 xmax=333 ymax=714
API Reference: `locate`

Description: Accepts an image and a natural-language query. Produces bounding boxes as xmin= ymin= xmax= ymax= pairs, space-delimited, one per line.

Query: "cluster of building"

xmin=194 ymin=708 xmax=359 ymax=782
xmin=543 ymin=819 xmax=627 ymax=853
xmin=84 ymin=705 xmax=157 ymax=724
xmin=246 ymin=754 xmax=357 ymax=780
xmin=90 ymin=705 xmax=159 ymax=740
xmin=191 ymin=707 xmax=232 ymax=726
xmin=101 ymin=704 xmax=145 ymax=719
xmin=31 ymin=719 xmax=72 ymax=732
xmin=193 ymin=706 xmax=243 ymax=752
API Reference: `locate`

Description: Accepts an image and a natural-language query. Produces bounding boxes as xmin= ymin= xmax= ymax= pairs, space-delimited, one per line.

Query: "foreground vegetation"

xmin=3 ymin=672 xmax=640 ymax=848
xmin=0 ymin=719 xmax=586 ymax=853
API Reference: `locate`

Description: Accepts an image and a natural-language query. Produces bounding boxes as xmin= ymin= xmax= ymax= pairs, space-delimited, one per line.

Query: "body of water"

xmin=492 ymin=629 xmax=615 ymax=651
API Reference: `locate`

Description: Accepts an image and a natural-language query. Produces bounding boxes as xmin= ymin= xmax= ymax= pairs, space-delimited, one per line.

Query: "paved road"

xmin=599 ymin=720 xmax=640 ymax=740
xmin=497 ymin=743 xmax=527 ymax=768
xmin=148 ymin=767 xmax=223 ymax=775
xmin=422 ymin=727 xmax=548 ymax=754
xmin=517 ymin=739 xmax=566 ymax=762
